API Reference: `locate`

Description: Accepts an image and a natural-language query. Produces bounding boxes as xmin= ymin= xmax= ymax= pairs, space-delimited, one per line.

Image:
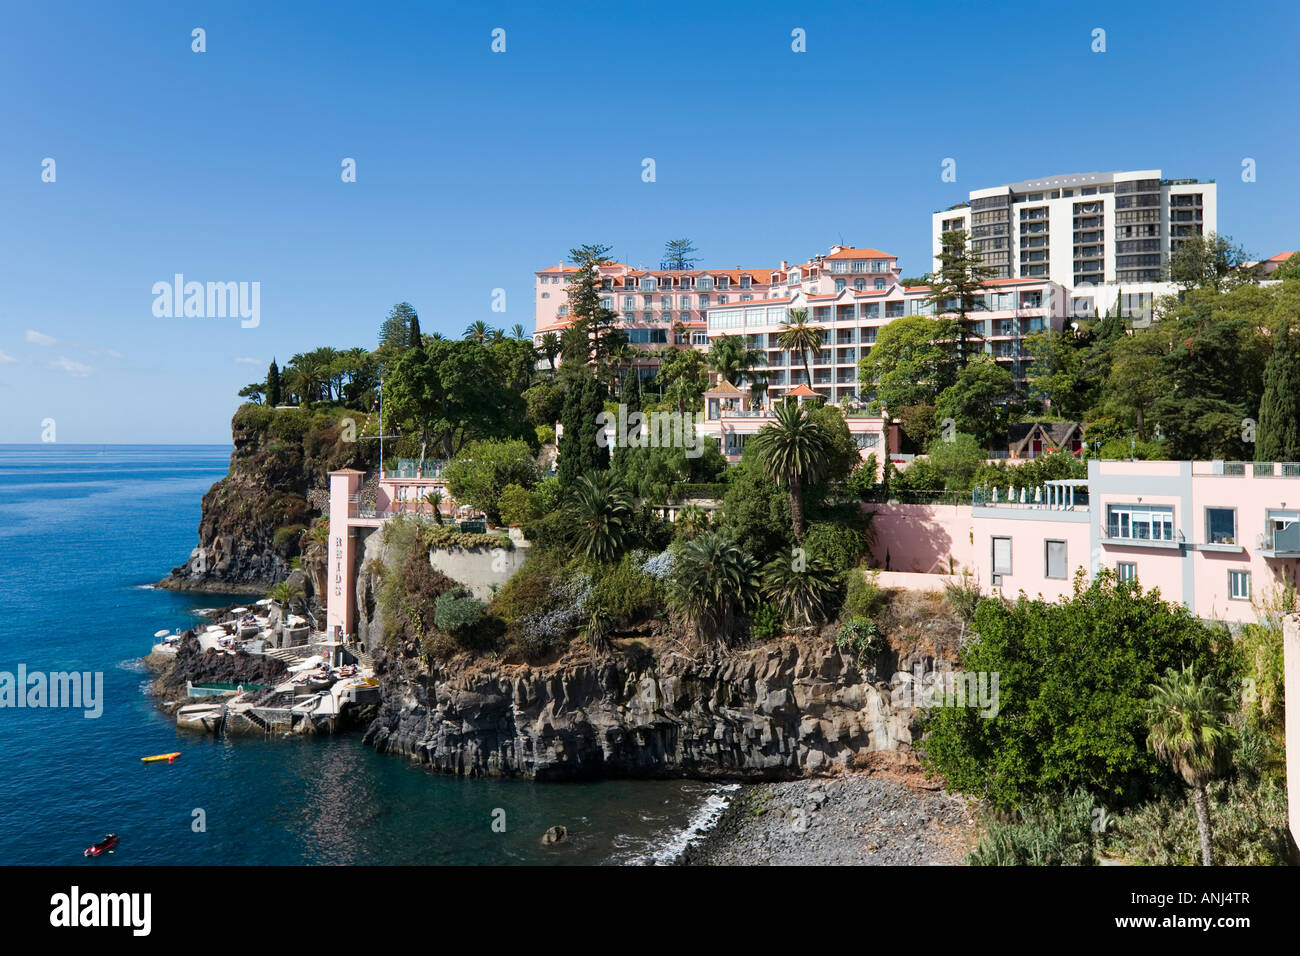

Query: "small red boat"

xmin=84 ymin=833 xmax=119 ymax=857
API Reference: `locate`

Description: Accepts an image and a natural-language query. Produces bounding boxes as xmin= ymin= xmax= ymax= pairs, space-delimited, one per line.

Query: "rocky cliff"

xmin=362 ymin=635 xmax=927 ymax=781
xmin=161 ymin=404 xmax=373 ymax=592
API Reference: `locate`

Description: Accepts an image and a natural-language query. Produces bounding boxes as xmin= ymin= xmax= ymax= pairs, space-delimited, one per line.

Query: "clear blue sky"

xmin=2 ymin=0 xmax=1296 ymax=442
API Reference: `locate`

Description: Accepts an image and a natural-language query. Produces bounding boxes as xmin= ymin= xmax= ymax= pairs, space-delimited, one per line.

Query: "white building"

xmin=932 ymin=169 xmax=1217 ymax=294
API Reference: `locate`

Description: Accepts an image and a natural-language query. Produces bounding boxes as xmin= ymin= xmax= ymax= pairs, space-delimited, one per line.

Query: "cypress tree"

xmin=408 ymin=312 xmax=422 ymax=349
xmin=1256 ymin=319 xmax=1300 ymax=462
xmin=266 ymin=358 xmax=282 ymax=407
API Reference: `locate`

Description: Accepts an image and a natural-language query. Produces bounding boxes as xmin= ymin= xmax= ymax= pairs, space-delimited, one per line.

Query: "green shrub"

xmin=968 ymin=790 xmax=1098 ymax=866
xmin=434 ymin=590 xmax=486 ymax=635
xmin=268 ymin=407 xmax=311 ymax=443
xmin=750 ymin=602 xmax=781 ymax=640
xmin=804 ymin=521 xmax=868 ymax=573
xmin=535 ymin=425 xmax=556 ymax=446
xmin=835 ymin=616 xmax=886 ymax=667
xmin=589 ymin=554 xmax=664 ymax=625
xmin=943 ymin=570 xmax=982 ymax=622
xmin=497 ymin=483 xmax=536 ymax=527
xmin=233 ymin=403 xmax=275 ymax=435
xmin=522 ymin=509 xmax=574 ymax=549
xmin=272 ymin=524 xmax=307 ymax=554
xmin=842 ymin=568 xmax=884 ymax=619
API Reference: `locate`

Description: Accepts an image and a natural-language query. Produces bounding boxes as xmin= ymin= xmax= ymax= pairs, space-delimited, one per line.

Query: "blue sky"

xmin=2 ymin=0 xmax=1297 ymax=442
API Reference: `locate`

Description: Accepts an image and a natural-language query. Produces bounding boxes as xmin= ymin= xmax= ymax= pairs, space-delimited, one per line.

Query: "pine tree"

xmin=925 ymin=229 xmax=997 ymax=368
xmin=408 ymin=312 xmax=422 ymax=348
xmin=1256 ymin=319 xmax=1300 ymax=462
xmin=266 ymin=358 xmax=282 ymax=407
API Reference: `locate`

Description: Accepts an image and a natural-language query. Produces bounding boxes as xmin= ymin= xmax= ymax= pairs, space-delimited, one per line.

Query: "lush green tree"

xmin=1145 ymin=665 xmax=1236 ymax=866
xmin=238 ymin=382 xmax=265 ymax=404
xmin=926 ymin=432 xmax=987 ymax=491
xmin=858 ymin=315 xmax=960 ymax=413
xmin=610 ymin=441 xmax=726 ymax=503
xmin=663 ymin=238 xmax=699 ymax=270
xmin=1165 ymin=232 xmax=1252 ymax=293
xmin=658 ymin=346 xmax=709 ymax=413
xmin=922 ymin=570 xmax=1232 ymax=810
xmin=924 ymin=229 xmax=997 ymax=366
xmin=749 ymin=399 xmax=832 ymax=541
xmin=408 ymin=312 xmax=422 ymax=348
xmin=564 ymin=471 xmax=634 ymax=563
xmin=777 ymin=308 xmax=821 ymax=388
xmin=266 ymin=358 xmax=282 ymax=407
xmin=718 ymin=456 xmax=792 ymax=559
xmin=671 ymin=532 xmax=759 ymax=643
xmin=443 ymin=438 xmax=537 ymax=524
xmin=895 ymin=403 xmax=938 ymax=451
xmin=565 ymin=242 xmax=620 ymax=371
xmin=557 ymin=370 xmax=608 ymax=486
xmin=1024 ymin=329 xmax=1098 ymax=420
xmin=378 ymin=302 xmax=419 ymax=351
xmin=523 ymin=382 xmax=565 ymax=431
xmin=1256 ymin=318 xmax=1300 ymax=462
xmin=936 ymin=356 xmax=1020 ymax=448
xmin=386 ymin=339 xmax=529 ymax=459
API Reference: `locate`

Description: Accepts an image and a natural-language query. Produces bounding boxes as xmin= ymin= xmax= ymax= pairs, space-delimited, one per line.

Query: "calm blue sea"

xmin=0 ymin=445 xmax=727 ymax=865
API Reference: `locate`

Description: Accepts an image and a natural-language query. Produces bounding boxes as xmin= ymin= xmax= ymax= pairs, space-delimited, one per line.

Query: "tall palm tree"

xmin=671 ymin=532 xmax=759 ymax=643
xmin=540 ymin=332 xmax=561 ymax=372
xmin=510 ymin=323 xmax=527 ymax=340
xmin=777 ymin=308 xmax=822 ymax=391
xmin=564 ymin=472 xmax=634 ymax=563
xmin=464 ymin=320 xmax=493 ymax=344
xmin=1145 ymin=665 xmax=1236 ymax=866
xmin=750 ymin=399 xmax=831 ymax=540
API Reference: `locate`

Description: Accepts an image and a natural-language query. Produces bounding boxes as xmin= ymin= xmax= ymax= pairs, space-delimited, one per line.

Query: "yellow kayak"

xmin=141 ymin=752 xmax=180 ymax=764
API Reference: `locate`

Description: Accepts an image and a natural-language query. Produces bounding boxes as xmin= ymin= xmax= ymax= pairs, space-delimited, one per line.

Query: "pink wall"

xmin=326 ymin=470 xmax=363 ymax=637
xmin=868 ymin=504 xmax=974 ymax=574
xmin=974 ymin=516 xmax=1090 ymax=602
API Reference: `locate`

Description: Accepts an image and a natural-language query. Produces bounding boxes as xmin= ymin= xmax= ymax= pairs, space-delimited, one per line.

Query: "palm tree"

xmin=1145 ymin=665 xmax=1236 ymax=866
xmin=777 ymin=308 xmax=822 ymax=390
xmin=423 ymin=489 xmax=444 ymax=524
xmin=540 ymin=332 xmax=561 ymax=372
xmin=464 ymin=320 xmax=493 ymax=344
xmin=671 ymin=532 xmax=759 ymax=643
xmin=707 ymin=335 xmax=762 ymax=389
xmin=761 ymin=555 xmax=839 ymax=628
xmin=674 ymin=504 xmax=710 ymax=540
xmin=510 ymin=323 xmax=527 ymax=340
xmin=564 ymin=472 xmax=634 ymax=563
xmin=749 ymin=399 xmax=831 ymax=540
xmin=268 ymin=579 xmax=304 ymax=611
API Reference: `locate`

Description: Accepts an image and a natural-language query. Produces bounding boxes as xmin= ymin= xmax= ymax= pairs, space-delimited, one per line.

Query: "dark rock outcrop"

xmin=362 ymin=636 xmax=919 ymax=781
xmin=151 ymin=633 xmax=287 ymax=698
xmin=160 ymin=405 xmax=373 ymax=591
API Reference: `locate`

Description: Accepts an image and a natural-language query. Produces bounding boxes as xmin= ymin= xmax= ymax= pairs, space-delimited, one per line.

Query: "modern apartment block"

xmin=932 ymin=170 xmax=1218 ymax=289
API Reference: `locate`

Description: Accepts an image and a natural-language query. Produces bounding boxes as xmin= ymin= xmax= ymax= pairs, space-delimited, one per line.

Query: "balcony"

xmin=1102 ymin=526 xmax=1185 ymax=550
xmin=1258 ymin=524 xmax=1300 ymax=558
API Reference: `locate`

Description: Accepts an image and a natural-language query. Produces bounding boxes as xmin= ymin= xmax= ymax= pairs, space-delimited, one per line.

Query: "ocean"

xmin=0 ymin=445 xmax=730 ymax=865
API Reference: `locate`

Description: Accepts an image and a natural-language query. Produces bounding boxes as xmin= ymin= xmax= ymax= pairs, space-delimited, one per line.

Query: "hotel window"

xmin=874 ymin=278 xmax=886 ymax=290
xmin=661 ymin=296 xmax=673 ymax=308
xmin=698 ymin=294 xmax=710 ymax=308
xmin=740 ymin=276 xmax=751 ymax=288
xmin=557 ymin=306 xmax=569 ymax=317
xmin=679 ymin=295 xmax=692 ymax=309
xmin=1117 ymin=562 xmax=1137 ymax=583
xmin=717 ymin=277 xmax=730 ymax=289
xmin=1045 ymin=540 xmax=1067 ymax=579
xmin=717 ymin=295 xmax=728 ymax=305
xmin=788 ymin=272 xmax=800 ymax=284
xmin=541 ymin=292 xmax=550 ymax=299
xmin=623 ymin=296 xmax=635 ymax=309
xmin=642 ymin=312 xmax=653 ymax=323
xmin=1229 ymin=570 xmax=1251 ymax=601
xmin=992 ymin=537 xmax=1012 ymax=575
xmin=691 ymin=332 xmax=708 ymax=346
xmin=854 ymin=279 xmax=866 ymax=291
xmin=1106 ymin=504 xmax=1174 ymax=541
xmin=1205 ymin=507 xmax=1236 ymax=545
xmin=697 ymin=276 xmax=713 ymax=291
xmin=600 ymin=296 xmax=614 ymax=309
xmin=834 ymin=279 xmax=846 ymax=291
xmin=660 ymin=312 xmax=673 ymax=324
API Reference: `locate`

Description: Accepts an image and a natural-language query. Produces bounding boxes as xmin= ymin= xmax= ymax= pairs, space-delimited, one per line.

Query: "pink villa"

xmin=871 ymin=458 xmax=1300 ymax=624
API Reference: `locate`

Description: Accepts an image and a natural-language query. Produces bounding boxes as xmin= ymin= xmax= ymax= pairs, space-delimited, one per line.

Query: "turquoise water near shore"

xmin=0 ymin=445 xmax=724 ymax=865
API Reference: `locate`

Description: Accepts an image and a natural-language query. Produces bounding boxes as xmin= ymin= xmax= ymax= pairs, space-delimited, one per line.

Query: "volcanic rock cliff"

xmin=160 ymin=404 xmax=373 ymax=592
xmin=362 ymin=635 xmax=930 ymax=781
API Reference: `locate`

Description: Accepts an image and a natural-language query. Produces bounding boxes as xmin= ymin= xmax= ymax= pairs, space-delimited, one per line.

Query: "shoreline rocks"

xmin=363 ymin=635 xmax=928 ymax=782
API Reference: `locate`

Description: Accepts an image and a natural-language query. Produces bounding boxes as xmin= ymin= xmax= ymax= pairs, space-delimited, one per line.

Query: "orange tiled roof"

xmin=822 ymin=247 xmax=894 ymax=260
xmin=1267 ymin=251 xmax=1297 ymax=262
